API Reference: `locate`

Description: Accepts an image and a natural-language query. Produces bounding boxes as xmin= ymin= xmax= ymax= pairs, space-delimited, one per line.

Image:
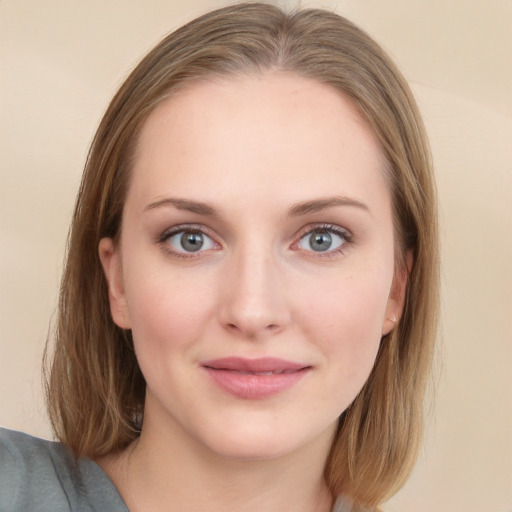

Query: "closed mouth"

xmin=201 ymin=357 xmax=310 ymax=373
xmin=201 ymin=357 xmax=311 ymax=399
xmin=222 ymin=369 xmax=303 ymax=375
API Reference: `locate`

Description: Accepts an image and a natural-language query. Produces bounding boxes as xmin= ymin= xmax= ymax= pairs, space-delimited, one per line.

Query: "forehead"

xmin=128 ymin=72 xmax=388 ymax=212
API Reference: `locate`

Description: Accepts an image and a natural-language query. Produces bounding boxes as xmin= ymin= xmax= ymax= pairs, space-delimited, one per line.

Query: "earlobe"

xmin=381 ymin=250 xmax=413 ymax=336
xmin=98 ymin=237 xmax=131 ymax=329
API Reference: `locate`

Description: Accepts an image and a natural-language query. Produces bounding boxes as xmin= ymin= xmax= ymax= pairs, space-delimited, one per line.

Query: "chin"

xmin=196 ymin=419 xmax=334 ymax=463
xmin=209 ymin=438 xmax=298 ymax=461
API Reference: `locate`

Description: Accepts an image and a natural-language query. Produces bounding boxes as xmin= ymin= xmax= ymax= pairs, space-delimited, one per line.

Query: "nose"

xmin=218 ymin=245 xmax=291 ymax=340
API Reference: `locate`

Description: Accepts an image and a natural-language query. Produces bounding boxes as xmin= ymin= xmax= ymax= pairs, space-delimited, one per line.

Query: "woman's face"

xmin=100 ymin=73 xmax=406 ymax=461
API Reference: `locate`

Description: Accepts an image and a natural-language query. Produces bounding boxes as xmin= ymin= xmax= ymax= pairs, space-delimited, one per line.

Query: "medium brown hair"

xmin=45 ymin=3 xmax=439 ymax=508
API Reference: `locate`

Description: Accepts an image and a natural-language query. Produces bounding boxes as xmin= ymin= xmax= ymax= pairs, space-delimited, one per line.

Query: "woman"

xmin=0 ymin=3 xmax=439 ymax=511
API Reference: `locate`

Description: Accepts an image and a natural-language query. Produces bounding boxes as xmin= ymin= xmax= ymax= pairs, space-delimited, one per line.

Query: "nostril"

xmin=225 ymin=322 xmax=279 ymax=334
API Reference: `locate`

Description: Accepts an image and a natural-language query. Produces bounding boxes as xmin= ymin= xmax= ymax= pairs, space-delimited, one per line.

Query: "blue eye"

xmin=166 ymin=230 xmax=216 ymax=253
xmin=298 ymin=228 xmax=347 ymax=253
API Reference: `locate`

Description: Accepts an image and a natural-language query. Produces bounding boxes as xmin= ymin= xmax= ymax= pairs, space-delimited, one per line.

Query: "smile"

xmin=231 ymin=369 xmax=298 ymax=375
xmin=201 ymin=357 xmax=311 ymax=400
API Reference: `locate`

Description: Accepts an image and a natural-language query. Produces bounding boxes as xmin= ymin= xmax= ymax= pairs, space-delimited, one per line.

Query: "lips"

xmin=201 ymin=357 xmax=311 ymax=399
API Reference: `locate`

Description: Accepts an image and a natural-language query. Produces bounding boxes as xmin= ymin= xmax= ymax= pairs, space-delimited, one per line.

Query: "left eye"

xmin=297 ymin=229 xmax=346 ymax=253
xmin=166 ymin=230 xmax=216 ymax=253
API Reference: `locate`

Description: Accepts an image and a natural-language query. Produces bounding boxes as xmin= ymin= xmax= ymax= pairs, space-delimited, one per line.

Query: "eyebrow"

xmin=144 ymin=197 xmax=217 ymax=215
xmin=288 ymin=196 xmax=370 ymax=216
xmin=143 ymin=195 xmax=370 ymax=217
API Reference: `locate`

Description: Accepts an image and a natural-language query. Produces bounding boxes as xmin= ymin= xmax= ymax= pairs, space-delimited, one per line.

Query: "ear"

xmin=382 ymin=250 xmax=413 ymax=336
xmin=98 ymin=237 xmax=131 ymax=329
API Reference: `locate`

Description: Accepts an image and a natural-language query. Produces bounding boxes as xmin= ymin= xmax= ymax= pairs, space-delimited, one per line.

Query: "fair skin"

xmin=98 ymin=72 xmax=407 ymax=512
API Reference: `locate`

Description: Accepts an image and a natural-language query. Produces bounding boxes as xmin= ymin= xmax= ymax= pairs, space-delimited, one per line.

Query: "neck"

xmin=99 ymin=409 xmax=335 ymax=512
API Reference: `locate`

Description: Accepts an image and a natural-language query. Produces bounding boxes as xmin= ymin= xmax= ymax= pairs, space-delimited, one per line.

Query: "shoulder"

xmin=0 ymin=428 xmax=78 ymax=511
xmin=0 ymin=428 xmax=128 ymax=512
xmin=332 ymin=496 xmax=381 ymax=512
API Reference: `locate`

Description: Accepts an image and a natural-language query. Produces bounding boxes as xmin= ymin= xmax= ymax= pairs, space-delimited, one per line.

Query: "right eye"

xmin=297 ymin=228 xmax=346 ymax=253
xmin=163 ymin=229 xmax=217 ymax=254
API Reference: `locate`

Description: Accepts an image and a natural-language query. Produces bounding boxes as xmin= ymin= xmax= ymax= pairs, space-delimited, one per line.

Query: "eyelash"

xmin=157 ymin=223 xmax=354 ymax=260
xmin=157 ymin=224 xmax=218 ymax=260
xmin=293 ymin=224 xmax=353 ymax=259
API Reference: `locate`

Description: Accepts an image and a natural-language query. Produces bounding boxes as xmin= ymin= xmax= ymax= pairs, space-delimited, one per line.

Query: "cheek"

xmin=124 ymin=267 xmax=220 ymax=399
xmin=303 ymin=271 xmax=389 ymax=338
xmin=124 ymin=265 xmax=217 ymax=355
xmin=297 ymin=267 xmax=391 ymax=380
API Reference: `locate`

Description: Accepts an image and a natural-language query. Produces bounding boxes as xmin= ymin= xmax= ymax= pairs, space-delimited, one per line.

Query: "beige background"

xmin=1 ymin=1 xmax=511 ymax=511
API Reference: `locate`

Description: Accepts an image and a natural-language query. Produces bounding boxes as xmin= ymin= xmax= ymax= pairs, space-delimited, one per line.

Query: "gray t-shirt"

xmin=0 ymin=428 xmax=128 ymax=511
xmin=0 ymin=428 xmax=354 ymax=512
